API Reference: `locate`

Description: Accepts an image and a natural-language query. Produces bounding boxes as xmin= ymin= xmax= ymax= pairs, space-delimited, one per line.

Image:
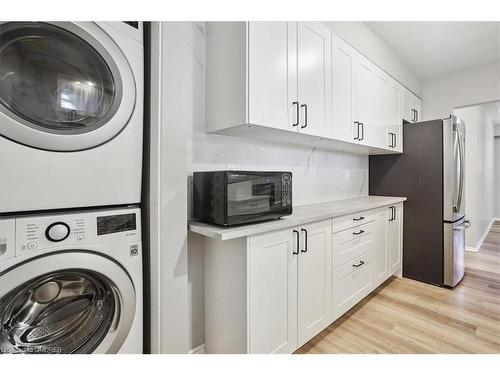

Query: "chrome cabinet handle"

xmin=354 ymin=121 xmax=360 ymax=140
xmin=300 ymin=228 xmax=308 ymax=253
xmin=292 ymin=101 xmax=299 ymax=127
xmin=389 ymin=132 xmax=396 ymax=148
xmin=359 ymin=122 xmax=364 ymax=141
xmin=293 ymin=230 xmax=299 ymax=255
xmin=300 ymin=104 xmax=308 ymax=129
xmin=388 ymin=206 xmax=395 ymax=221
xmin=353 ymin=260 xmax=365 ymax=268
xmin=353 ymin=216 xmax=365 ymax=221
xmin=353 ymin=229 xmax=365 ymax=235
xmin=393 ymin=133 xmax=397 ymax=148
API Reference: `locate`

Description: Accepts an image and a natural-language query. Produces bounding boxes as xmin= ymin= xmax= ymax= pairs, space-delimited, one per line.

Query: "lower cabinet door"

xmin=297 ymin=220 xmax=332 ymax=347
xmin=248 ymin=228 xmax=298 ymax=354
xmin=389 ymin=204 xmax=403 ymax=275
xmin=373 ymin=209 xmax=389 ymax=286
xmin=332 ymin=250 xmax=374 ymax=321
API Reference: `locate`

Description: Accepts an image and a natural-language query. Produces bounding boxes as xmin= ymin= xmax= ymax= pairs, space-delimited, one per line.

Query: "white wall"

xmin=147 ymin=22 xmax=194 ymax=354
xmin=423 ymin=61 xmax=500 ymax=121
xmin=323 ymin=21 xmax=422 ymax=97
xmin=495 ymin=136 xmax=500 ymax=218
xmin=186 ymin=22 xmax=369 ymax=350
xmin=454 ymin=105 xmax=496 ymax=250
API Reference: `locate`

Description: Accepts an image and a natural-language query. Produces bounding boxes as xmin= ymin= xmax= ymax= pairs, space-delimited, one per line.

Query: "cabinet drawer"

xmin=332 ymin=250 xmax=374 ymax=321
xmin=332 ymin=221 xmax=375 ymax=268
xmin=332 ymin=212 xmax=374 ymax=233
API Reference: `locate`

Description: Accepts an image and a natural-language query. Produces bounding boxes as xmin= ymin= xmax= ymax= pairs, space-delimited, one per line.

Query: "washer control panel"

xmin=0 ymin=207 xmax=141 ymax=259
xmin=17 ymin=216 xmax=87 ymax=255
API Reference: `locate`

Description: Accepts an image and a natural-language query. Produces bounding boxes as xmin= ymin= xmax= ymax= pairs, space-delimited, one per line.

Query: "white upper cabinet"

xmin=402 ymin=87 xmax=413 ymax=122
xmin=332 ymin=34 xmax=356 ymax=143
xmin=206 ymin=22 xmax=298 ymax=134
xmin=372 ymin=66 xmax=390 ymax=149
xmin=402 ymin=86 xmax=422 ymax=123
xmin=248 ymin=22 xmax=297 ymax=132
xmin=412 ymin=96 xmax=423 ymax=122
xmin=353 ymin=54 xmax=375 ymax=146
xmin=388 ymin=78 xmax=403 ymax=152
xmin=296 ymin=22 xmax=332 ymax=138
xmin=206 ymin=22 xmax=420 ymax=154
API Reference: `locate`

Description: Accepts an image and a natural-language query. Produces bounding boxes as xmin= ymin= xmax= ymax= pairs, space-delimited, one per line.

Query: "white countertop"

xmin=188 ymin=195 xmax=406 ymax=241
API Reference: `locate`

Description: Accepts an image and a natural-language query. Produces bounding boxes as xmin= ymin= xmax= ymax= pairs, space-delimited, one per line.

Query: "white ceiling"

xmin=364 ymin=22 xmax=500 ymax=79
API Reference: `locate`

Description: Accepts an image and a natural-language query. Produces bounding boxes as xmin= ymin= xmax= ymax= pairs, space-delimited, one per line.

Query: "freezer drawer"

xmin=443 ymin=218 xmax=469 ymax=287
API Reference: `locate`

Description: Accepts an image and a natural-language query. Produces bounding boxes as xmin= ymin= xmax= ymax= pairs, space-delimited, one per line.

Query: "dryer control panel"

xmin=0 ymin=207 xmax=141 ymax=261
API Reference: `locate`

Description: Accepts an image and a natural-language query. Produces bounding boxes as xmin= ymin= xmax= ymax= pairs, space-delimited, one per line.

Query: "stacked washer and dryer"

xmin=0 ymin=22 xmax=144 ymax=353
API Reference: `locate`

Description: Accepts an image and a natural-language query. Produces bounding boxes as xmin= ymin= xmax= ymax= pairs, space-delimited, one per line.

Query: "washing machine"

xmin=0 ymin=22 xmax=144 ymax=213
xmin=0 ymin=206 xmax=143 ymax=354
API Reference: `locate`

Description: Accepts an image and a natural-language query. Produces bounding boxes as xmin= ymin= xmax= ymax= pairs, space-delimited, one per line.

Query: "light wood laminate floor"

xmin=296 ymin=221 xmax=500 ymax=354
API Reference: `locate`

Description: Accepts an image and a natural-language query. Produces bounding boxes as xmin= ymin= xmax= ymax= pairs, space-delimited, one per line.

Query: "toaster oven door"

xmin=226 ymin=172 xmax=292 ymax=224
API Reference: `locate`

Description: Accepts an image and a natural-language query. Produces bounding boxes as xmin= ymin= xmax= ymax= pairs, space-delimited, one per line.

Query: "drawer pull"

xmin=353 ymin=230 xmax=365 ymax=235
xmin=353 ymin=260 xmax=365 ymax=268
xmin=353 ymin=216 xmax=365 ymax=221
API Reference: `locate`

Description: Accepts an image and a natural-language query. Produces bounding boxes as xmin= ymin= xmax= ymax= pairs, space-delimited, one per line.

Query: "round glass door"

xmin=0 ymin=271 xmax=116 ymax=354
xmin=0 ymin=252 xmax=136 ymax=354
xmin=0 ymin=22 xmax=135 ymax=151
xmin=0 ymin=22 xmax=116 ymax=133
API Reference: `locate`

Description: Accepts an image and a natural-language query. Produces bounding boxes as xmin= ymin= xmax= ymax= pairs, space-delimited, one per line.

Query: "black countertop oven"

xmin=193 ymin=171 xmax=292 ymax=226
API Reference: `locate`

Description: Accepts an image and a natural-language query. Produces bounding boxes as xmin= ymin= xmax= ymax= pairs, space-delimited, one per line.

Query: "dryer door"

xmin=0 ymin=251 xmax=136 ymax=354
xmin=0 ymin=22 xmax=136 ymax=151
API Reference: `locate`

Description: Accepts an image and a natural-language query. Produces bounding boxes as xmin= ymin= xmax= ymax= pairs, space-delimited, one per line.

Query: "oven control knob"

xmin=46 ymin=222 xmax=70 ymax=242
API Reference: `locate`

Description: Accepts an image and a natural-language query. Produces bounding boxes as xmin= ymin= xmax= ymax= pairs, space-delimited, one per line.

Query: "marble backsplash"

xmin=188 ymin=133 xmax=369 ymax=215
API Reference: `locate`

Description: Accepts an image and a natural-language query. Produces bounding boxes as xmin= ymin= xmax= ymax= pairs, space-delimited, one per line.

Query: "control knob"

xmin=45 ymin=222 xmax=70 ymax=242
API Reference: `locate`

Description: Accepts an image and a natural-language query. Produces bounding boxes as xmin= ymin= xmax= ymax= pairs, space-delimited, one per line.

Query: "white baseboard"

xmin=466 ymin=218 xmax=496 ymax=252
xmin=189 ymin=343 xmax=205 ymax=354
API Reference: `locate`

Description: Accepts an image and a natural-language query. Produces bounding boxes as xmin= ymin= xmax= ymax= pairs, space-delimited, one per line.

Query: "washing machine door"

xmin=0 ymin=251 xmax=136 ymax=354
xmin=0 ymin=22 xmax=136 ymax=151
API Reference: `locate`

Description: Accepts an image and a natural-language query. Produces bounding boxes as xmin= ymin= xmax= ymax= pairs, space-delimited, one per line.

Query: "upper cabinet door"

xmin=248 ymin=228 xmax=298 ymax=354
xmin=389 ymin=78 xmax=403 ymax=152
xmin=402 ymin=87 xmax=413 ymax=122
xmin=332 ymin=34 xmax=357 ymax=143
xmin=297 ymin=22 xmax=332 ymax=138
xmin=372 ymin=67 xmax=390 ymax=149
xmin=412 ymin=96 xmax=422 ymax=122
xmin=354 ymin=54 xmax=374 ymax=145
xmin=297 ymin=220 xmax=332 ymax=347
xmin=248 ymin=22 xmax=297 ymax=132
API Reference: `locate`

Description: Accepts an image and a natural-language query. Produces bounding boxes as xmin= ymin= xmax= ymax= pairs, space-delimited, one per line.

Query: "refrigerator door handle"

xmin=455 ymin=124 xmax=465 ymax=213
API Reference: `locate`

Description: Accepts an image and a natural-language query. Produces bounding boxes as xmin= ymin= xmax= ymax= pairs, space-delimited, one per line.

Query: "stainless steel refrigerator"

xmin=369 ymin=115 xmax=470 ymax=287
